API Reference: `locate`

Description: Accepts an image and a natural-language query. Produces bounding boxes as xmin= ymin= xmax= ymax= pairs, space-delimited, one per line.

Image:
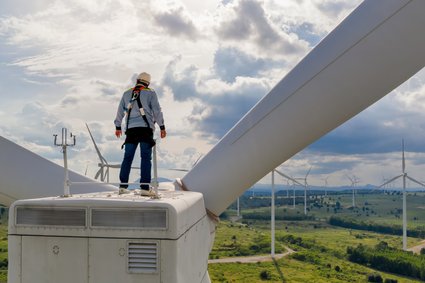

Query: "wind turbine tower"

xmin=323 ymin=176 xmax=329 ymax=197
xmin=378 ymin=140 xmax=425 ymax=250
xmin=274 ymin=169 xmax=303 ymax=209
xmin=347 ymin=175 xmax=360 ymax=208
xmin=286 ymin=179 xmax=290 ymax=198
xmin=271 ymin=169 xmax=303 ymax=256
xmin=295 ymin=167 xmax=312 ymax=215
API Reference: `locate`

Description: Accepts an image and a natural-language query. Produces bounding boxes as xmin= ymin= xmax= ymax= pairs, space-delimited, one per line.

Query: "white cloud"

xmin=153 ymin=5 xmax=200 ymax=39
xmin=267 ymin=0 xmax=362 ymax=37
xmin=1 ymin=0 xmax=425 ymax=188
xmin=215 ymin=0 xmax=309 ymax=58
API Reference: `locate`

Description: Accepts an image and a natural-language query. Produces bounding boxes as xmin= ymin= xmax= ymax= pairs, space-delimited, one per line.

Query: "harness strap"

xmin=125 ymin=87 xmax=151 ymax=133
xmin=136 ymin=94 xmax=151 ymax=129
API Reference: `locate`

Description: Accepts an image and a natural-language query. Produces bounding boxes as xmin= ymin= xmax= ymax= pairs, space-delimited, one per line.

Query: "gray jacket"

xmin=114 ymin=87 xmax=165 ymax=131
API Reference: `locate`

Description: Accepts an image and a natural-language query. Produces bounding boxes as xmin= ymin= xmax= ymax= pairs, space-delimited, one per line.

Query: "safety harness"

xmin=125 ymin=86 xmax=151 ymax=132
xmin=121 ymin=86 xmax=154 ymax=149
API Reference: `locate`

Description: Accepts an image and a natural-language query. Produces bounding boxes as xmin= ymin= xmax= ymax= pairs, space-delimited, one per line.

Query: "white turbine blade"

xmin=109 ymin=164 xmax=122 ymax=169
xmin=274 ymin=170 xmax=303 ymax=187
xmin=0 ymin=136 xmax=116 ymax=206
xmin=406 ymin=175 xmax=425 ymax=188
xmin=323 ymin=176 xmax=329 ymax=186
xmin=94 ymin=167 xmax=103 ymax=180
xmin=100 ymin=167 xmax=106 ymax=182
xmin=305 ymin=166 xmax=312 ymax=179
xmin=402 ymin=139 xmax=406 ymax=173
xmin=192 ymin=154 xmax=203 ymax=167
xmin=378 ymin=174 xmax=404 ymax=188
xmin=85 ymin=123 xmax=108 ymax=165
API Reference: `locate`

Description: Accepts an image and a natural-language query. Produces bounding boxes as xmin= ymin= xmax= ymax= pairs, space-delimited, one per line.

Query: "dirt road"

xmin=407 ymin=240 xmax=425 ymax=254
xmin=208 ymin=246 xmax=295 ymax=264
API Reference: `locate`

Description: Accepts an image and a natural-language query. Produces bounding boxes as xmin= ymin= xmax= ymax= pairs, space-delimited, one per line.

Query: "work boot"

xmin=119 ymin=187 xmax=130 ymax=195
xmin=140 ymin=188 xmax=156 ymax=197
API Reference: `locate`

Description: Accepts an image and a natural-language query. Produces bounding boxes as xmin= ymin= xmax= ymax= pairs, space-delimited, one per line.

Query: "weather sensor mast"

xmin=53 ymin=128 xmax=76 ymax=197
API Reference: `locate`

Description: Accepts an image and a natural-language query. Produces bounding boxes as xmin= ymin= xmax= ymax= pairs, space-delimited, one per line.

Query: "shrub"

xmin=292 ymin=253 xmax=306 ymax=262
xmin=259 ymin=270 xmax=272 ymax=280
xmin=367 ymin=273 xmax=383 ymax=282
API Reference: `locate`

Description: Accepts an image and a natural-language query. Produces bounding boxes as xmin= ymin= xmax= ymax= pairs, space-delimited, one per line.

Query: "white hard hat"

xmin=137 ymin=72 xmax=151 ymax=84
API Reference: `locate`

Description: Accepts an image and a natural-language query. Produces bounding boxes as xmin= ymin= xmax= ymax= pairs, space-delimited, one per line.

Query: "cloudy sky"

xmin=1 ymin=0 xmax=425 ymax=189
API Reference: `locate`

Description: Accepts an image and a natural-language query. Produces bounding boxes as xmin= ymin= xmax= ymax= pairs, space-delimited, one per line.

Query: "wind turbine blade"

xmin=0 ymin=136 xmax=117 ymax=205
xmin=305 ymin=166 xmax=312 ymax=178
xmin=105 ymin=167 xmax=110 ymax=183
xmin=86 ymin=123 xmax=108 ymax=165
xmin=94 ymin=168 xmax=102 ymax=180
xmin=274 ymin=170 xmax=303 ymax=187
xmin=406 ymin=175 xmax=425 ymax=188
xmin=100 ymin=166 xmax=106 ymax=182
xmin=353 ymin=175 xmax=360 ymax=184
xmin=378 ymin=174 xmax=404 ymax=188
xmin=193 ymin=154 xmax=203 ymax=167
xmin=402 ymin=139 xmax=405 ymax=173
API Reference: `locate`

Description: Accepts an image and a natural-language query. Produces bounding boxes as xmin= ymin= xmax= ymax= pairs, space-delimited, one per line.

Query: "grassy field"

xmin=209 ymin=191 xmax=425 ymax=282
xmin=0 ymin=224 xmax=7 ymax=283
xmin=208 ymin=220 xmax=424 ymax=282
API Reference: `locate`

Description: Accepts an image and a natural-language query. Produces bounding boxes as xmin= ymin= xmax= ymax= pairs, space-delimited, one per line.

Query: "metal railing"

xmin=58 ymin=132 xmax=160 ymax=199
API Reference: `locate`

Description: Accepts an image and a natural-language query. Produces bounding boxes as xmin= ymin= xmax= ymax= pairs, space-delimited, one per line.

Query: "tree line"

xmin=347 ymin=241 xmax=425 ymax=280
xmin=329 ymin=216 xmax=425 ymax=238
xmin=242 ymin=211 xmax=314 ymax=221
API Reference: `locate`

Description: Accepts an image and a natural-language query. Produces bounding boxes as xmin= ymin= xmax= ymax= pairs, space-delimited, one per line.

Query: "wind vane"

xmin=54 ymin=128 xmax=76 ymax=197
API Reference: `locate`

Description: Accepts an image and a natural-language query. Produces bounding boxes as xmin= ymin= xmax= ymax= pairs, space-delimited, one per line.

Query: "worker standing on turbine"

xmin=114 ymin=72 xmax=166 ymax=195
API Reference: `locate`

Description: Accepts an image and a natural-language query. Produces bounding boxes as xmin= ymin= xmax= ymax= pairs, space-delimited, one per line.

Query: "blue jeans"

xmin=119 ymin=142 xmax=152 ymax=190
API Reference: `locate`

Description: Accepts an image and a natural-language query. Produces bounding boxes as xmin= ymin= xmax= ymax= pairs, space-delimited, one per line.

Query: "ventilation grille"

xmin=128 ymin=242 xmax=159 ymax=273
xmin=16 ymin=207 xmax=86 ymax=227
xmin=91 ymin=209 xmax=167 ymax=229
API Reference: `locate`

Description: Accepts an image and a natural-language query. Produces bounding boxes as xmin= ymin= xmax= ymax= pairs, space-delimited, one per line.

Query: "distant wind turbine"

xmin=271 ymin=169 xmax=303 ymax=257
xmin=286 ymin=179 xmax=290 ymax=198
xmin=322 ymin=176 xmax=330 ymax=197
xmin=86 ymin=123 xmax=133 ymax=182
xmin=274 ymin=169 xmax=304 ymax=210
xmin=347 ymin=175 xmax=360 ymax=208
xmin=377 ymin=140 xmax=425 ymax=251
xmin=294 ymin=167 xmax=312 ymax=215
